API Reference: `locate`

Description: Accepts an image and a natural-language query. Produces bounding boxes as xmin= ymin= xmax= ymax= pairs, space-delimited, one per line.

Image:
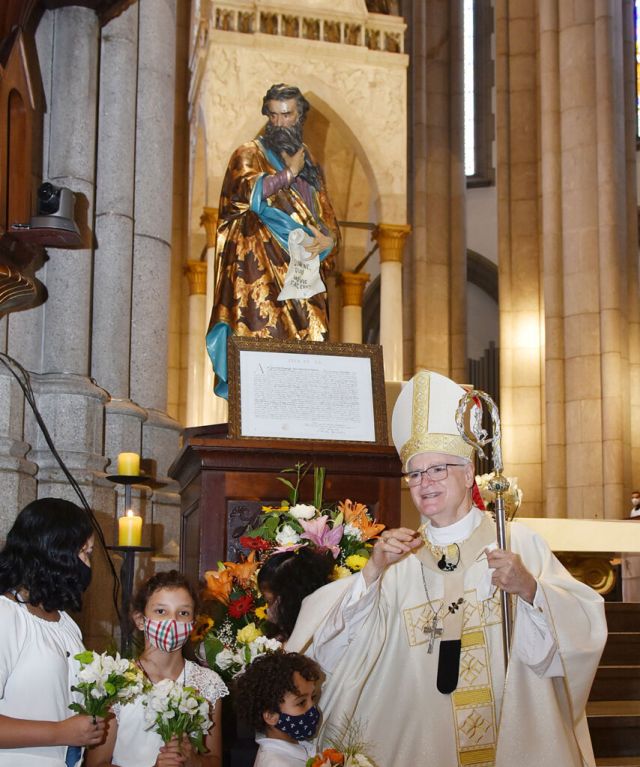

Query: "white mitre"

xmin=391 ymin=370 xmax=476 ymax=471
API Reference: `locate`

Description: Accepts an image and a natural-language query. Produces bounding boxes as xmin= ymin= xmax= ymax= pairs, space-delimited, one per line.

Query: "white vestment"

xmin=294 ymin=511 xmax=606 ymax=767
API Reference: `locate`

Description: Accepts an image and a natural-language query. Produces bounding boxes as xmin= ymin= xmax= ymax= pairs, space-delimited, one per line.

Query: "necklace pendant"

xmin=424 ymin=615 xmax=443 ymax=654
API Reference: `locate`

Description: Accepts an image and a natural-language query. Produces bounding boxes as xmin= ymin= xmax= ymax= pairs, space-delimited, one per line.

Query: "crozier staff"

xmin=296 ymin=370 xmax=606 ymax=767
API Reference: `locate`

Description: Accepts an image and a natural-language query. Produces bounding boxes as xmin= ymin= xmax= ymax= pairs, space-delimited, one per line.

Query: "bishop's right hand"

xmin=363 ymin=528 xmax=422 ymax=585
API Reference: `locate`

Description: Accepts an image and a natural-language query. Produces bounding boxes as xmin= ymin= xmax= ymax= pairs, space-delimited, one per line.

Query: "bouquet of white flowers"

xmin=203 ymin=625 xmax=281 ymax=681
xmin=69 ymin=650 xmax=145 ymax=718
xmin=142 ymin=679 xmax=212 ymax=754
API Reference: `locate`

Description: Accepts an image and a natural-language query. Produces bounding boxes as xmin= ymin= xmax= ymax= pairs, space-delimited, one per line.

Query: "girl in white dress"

xmin=0 ymin=497 xmax=105 ymax=767
xmin=86 ymin=571 xmax=228 ymax=767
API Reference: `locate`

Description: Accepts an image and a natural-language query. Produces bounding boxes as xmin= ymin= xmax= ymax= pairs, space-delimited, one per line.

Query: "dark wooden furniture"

xmin=168 ymin=424 xmax=402 ymax=581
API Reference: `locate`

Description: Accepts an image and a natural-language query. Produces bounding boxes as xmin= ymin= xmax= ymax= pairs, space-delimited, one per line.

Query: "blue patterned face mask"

xmin=274 ymin=705 xmax=320 ymax=741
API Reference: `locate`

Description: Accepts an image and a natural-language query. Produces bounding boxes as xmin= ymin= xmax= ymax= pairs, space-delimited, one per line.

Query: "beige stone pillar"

xmin=337 ymin=271 xmax=370 ymax=344
xmin=495 ymin=0 xmax=544 ymax=517
xmin=373 ymin=224 xmax=410 ymax=381
xmin=184 ymin=261 xmax=207 ymax=426
xmin=200 ymin=207 xmax=227 ymax=424
xmin=496 ymin=0 xmax=638 ymax=519
xmin=404 ymin=0 xmax=467 ymax=383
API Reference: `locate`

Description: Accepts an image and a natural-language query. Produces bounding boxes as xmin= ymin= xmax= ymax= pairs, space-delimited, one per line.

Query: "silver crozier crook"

xmin=455 ymin=390 xmax=512 ymax=668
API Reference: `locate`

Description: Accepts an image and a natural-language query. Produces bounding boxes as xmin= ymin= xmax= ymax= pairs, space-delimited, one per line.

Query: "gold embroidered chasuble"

xmin=302 ymin=513 xmax=606 ymax=767
xmin=209 ymin=140 xmax=339 ymax=342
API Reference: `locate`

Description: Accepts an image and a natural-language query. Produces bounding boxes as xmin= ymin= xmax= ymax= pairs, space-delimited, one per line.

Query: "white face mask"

xmin=632 ymin=497 xmax=640 ymax=507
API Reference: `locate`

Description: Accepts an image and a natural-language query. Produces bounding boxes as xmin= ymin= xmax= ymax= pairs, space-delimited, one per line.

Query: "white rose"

xmin=288 ymin=504 xmax=316 ymax=520
xmin=215 ymin=648 xmax=237 ymax=671
xmin=275 ymin=524 xmax=300 ymax=546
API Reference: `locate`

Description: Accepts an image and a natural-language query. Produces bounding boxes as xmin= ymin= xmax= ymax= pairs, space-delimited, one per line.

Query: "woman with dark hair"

xmin=0 ymin=496 xmax=104 ymax=766
xmin=257 ymin=548 xmax=334 ymax=641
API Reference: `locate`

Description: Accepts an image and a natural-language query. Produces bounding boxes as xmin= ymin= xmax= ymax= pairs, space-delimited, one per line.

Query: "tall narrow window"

xmin=464 ymin=0 xmax=494 ymax=185
xmin=636 ymin=0 xmax=640 ymax=137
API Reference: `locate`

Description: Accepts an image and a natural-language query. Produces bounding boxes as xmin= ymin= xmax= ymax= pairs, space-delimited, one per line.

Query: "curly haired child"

xmin=234 ymin=651 xmax=322 ymax=767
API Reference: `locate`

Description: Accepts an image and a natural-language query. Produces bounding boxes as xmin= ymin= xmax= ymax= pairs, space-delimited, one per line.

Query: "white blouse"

xmin=0 ymin=595 xmax=85 ymax=767
xmin=111 ymin=660 xmax=228 ymax=767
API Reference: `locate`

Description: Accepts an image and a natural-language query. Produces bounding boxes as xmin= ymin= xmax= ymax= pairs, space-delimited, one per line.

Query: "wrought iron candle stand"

xmin=106 ymin=472 xmax=154 ymax=656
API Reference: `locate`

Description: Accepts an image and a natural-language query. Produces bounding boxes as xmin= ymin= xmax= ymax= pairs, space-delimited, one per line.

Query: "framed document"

xmin=228 ymin=337 xmax=388 ymax=444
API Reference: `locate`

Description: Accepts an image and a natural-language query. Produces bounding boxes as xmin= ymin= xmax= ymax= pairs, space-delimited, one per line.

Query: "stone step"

xmin=600 ymin=633 xmax=640 ymax=666
xmin=604 ymin=602 xmax=640 ymax=633
xmin=588 ymin=701 xmax=640 ymax=759
xmin=591 ymin=666 xmax=640 ymax=701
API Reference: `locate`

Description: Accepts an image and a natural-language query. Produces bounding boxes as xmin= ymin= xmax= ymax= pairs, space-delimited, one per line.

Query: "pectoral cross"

xmin=423 ymin=615 xmax=443 ymax=653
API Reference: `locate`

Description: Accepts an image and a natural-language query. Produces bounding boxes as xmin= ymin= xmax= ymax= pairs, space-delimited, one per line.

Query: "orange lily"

xmin=224 ymin=551 xmax=259 ymax=588
xmin=202 ymin=566 xmax=233 ymax=605
xmin=321 ymin=748 xmax=344 ymax=764
xmin=338 ymin=499 xmax=385 ymax=540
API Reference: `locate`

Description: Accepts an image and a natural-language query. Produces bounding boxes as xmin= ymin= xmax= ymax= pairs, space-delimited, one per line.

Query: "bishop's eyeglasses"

xmin=403 ymin=463 xmax=466 ymax=487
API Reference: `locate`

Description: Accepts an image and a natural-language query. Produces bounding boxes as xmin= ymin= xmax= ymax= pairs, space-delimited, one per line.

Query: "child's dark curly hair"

xmin=258 ymin=547 xmax=334 ymax=638
xmin=131 ymin=569 xmax=199 ymax=617
xmin=234 ymin=651 xmax=322 ymax=732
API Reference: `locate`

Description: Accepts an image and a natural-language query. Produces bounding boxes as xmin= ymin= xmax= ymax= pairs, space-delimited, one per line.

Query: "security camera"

xmin=30 ymin=182 xmax=79 ymax=234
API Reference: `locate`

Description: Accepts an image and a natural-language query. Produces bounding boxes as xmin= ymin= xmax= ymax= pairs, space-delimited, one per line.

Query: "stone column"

xmin=405 ymin=0 xmax=467 ymax=382
xmin=130 ymin=0 xmax=181 ymax=473
xmin=184 ymin=261 xmax=207 ymax=425
xmin=92 ymin=4 xmax=148 ymax=476
xmin=496 ymin=0 xmax=638 ymax=518
xmin=495 ymin=0 xmax=545 ymax=517
xmin=14 ymin=8 xmax=111 ymax=505
xmin=373 ymin=223 xmax=410 ymax=380
xmin=337 ymin=271 xmax=370 ymax=344
xmin=200 ymin=207 xmax=228 ymax=425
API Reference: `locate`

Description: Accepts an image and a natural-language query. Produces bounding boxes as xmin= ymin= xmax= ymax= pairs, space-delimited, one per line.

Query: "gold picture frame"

xmin=228 ymin=337 xmax=388 ymax=445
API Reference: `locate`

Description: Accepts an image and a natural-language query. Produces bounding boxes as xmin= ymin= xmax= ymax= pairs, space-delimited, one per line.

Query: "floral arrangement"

xmin=69 ymin=650 xmax=145 ymax=718
xmin=240 ymin=462 xmax=385 ymax=577
xmin=193 ymin=552 xmax=281 ymax=683
xmin=307 ymin=720 xmax=376 ymax=767
xmin=475 ymin=472 xmax=523 ymax=520
xmin=142 ymin=678 xmax=212 ymax=754
xmin=193 ymin=464 xmax=384 ymax=681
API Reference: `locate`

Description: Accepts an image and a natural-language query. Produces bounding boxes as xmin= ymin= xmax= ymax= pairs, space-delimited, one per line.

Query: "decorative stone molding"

xmin=184 ymin=261 xmax=208 ymax=296
xmin=209 ymin=1 xmax=405 ymax=53
xmin=373 ymin=223 xmax=411 ymax=263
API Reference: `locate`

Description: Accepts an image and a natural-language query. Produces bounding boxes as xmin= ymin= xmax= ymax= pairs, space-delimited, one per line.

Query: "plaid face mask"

xmin=143 ymin=617 xmax=194 ymax=652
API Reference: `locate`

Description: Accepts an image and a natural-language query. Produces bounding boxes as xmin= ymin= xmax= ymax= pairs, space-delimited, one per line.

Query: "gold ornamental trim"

xmin=184 ymin=261 xmax=207 ymax=296
xmin=373 ymin=222 xmax=411 ymax=263
xmin=460 ymin=747 xmax=496 ymax=765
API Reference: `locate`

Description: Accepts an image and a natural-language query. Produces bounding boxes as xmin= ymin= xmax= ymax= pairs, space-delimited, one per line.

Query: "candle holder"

xmin=106 ymin=472 xmax=154 ymax=656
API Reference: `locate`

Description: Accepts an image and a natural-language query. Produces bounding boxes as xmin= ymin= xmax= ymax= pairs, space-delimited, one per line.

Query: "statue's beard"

xmin=262 ymin=122 xmax=304 ymax=155
xmin=262 ymin=121 xmax=322 ymax=190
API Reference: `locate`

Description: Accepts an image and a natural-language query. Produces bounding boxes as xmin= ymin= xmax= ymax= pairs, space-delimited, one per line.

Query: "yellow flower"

xmin=191 ymin=614 xmax=214 ymax=642
xmin=262 ymin=503 xmax=290 ymax=513
xmin=236 ymin=622 xmax=263 ymax=645
xmin=332 ymin=565 xmax=352 ymax=580
xmin=345 ymin=554 xmax=368 ymax=572
xmin=254 ymin=604 xmax=268 ymax=620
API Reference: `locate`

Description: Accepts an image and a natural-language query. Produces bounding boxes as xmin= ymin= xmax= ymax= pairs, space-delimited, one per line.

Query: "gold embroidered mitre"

xmin=391 ymin=370 xmax=476 ymax=471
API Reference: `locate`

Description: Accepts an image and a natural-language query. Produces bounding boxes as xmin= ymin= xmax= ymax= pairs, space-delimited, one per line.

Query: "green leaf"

xmin=276 ymin=477 xmax=296 ymax=491
xmin=74 ymin=650 xmax=95 ymax=665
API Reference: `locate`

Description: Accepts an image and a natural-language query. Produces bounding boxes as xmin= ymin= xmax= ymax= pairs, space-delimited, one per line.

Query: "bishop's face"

xmin=407 ymin=451 xmax=475 ymax=528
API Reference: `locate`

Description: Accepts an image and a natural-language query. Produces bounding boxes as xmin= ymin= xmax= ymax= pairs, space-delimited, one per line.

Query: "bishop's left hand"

xmin=485 ymin=548 xmax=537 ymax=604
xmin=305 ymin=223 xmax=333 ymax=258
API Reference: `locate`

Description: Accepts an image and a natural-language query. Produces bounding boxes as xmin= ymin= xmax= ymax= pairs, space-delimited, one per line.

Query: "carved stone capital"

xmin=184 ymin=260 xmax=207 ymax=296
xmin=337 ymin=271 xmax=370 ymax=307
xmin=373 ymin=223 xmax=411 ymax=263
xmin=200 ymin=207 xmax=219 ymax=248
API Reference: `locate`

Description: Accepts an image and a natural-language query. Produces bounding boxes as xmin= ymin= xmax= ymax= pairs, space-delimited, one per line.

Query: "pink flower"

xmin=300 ymin=515 xmax=344 ymax=558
